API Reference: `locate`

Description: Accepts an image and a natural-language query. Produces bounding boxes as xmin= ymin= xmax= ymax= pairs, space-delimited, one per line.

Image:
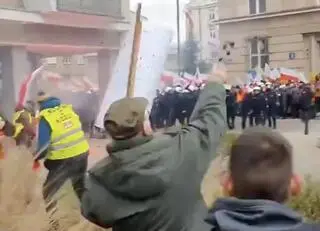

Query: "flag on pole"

xmin=17 ymin=65 xmax=44 ymax=108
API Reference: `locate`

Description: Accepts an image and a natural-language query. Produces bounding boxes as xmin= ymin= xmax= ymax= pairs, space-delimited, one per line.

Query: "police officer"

xmin=250 ymin=86 xmax=266 ymax=126
xmin=265 ymin=84 xmax=277 ymax=129
xmin=150 ymin=94 xmax=160 ymax=130
xmin=225 ymin=85 xmax=236 ymax=129
xmin=34 ymin=91 xmax=89 ymax=229
xmin=299 ymin=84 xmax=314 ymax=135
xmin=241 ymin=88 xmax=252 ymax=129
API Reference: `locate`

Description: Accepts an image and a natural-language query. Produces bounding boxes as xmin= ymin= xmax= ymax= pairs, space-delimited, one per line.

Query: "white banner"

xmin=95 ymin=23 xmax=173 ymax=128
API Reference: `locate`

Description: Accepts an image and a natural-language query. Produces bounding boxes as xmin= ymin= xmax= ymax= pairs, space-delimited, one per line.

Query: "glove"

xmin=32 ymin=160 xmax=41 ymax=172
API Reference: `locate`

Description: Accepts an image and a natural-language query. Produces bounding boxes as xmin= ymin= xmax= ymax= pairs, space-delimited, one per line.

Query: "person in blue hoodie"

xmin=35 ymin=91 xmax=89 ymax=230
xmin=205 ymin=127 xmax=320 ymax=231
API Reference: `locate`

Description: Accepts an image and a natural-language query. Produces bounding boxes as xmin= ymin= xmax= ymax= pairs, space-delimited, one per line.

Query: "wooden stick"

xmin=126 ymin=3 xmax=142 ymax=97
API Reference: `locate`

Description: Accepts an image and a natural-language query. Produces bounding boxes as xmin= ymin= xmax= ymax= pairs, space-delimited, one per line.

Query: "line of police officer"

xmin=150 ymin=85 xmax=201 ymax=129
xmin=227 ymin=84 xmax=279 ymax=130
xmin=150 ymin=82 xmax=315 ymax=135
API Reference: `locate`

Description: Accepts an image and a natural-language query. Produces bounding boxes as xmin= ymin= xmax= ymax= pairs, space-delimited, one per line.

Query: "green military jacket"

xmin=81 ymin=82 xmax=227 ymax=231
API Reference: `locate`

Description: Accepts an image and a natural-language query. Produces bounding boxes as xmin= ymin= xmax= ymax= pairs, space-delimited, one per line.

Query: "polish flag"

xmin=17 ymin=65 xmax=44 ymax=108
xmin=279 ymin=68 xmax=307 ymax=83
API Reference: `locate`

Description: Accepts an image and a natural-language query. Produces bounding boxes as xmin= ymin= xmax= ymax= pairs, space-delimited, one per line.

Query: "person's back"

xmin=81 ymin=63 xmax=228 ymax=231
xmin=205 ymin=127 xmax=320 ymax=231
xmin=300 ymin=86 xmax=313 ymax=111
xmin=92 ymin=132 xmax=213 ymax=231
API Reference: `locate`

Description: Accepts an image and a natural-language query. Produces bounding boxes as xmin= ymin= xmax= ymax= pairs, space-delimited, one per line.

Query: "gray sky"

xmin=130 ymin=0 xmax=188 ymax=42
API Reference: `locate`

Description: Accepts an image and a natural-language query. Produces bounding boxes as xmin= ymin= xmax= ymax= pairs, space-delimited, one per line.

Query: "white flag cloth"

xmin=95 ymin=23 xmax=173 ymax=129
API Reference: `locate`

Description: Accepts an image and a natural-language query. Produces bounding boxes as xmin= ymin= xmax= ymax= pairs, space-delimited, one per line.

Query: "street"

xmin=276 ymin=119 xmax=320 ymax=179
xmin=232 ymin=118 xmax=320 ymax=178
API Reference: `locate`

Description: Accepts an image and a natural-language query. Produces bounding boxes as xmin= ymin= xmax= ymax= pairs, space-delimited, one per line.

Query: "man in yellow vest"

xmin=12 ymin=101 xmax=36 ymax=147
xmin=35 ymin=91 xmax=89 ymax=228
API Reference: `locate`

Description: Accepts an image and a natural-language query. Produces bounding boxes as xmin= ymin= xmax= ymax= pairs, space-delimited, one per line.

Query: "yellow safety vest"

xmin=13 ymin=110 xmax=32 ymax=138
xmin=40 ymin=104 xmax=89 ymax=160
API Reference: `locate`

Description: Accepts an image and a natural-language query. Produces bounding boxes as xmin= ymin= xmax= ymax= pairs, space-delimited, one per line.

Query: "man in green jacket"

xmin=81 ymin=63 xmax=228 ymax=230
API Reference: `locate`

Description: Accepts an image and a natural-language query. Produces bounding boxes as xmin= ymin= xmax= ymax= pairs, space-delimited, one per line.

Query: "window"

xmin=46 ymin=57 xmax=57 ymax=65
xmin=210 ymin=30 xmax=216 ymax=40
xmin=62 ymin=56 xmax=72 ymax=65
xmin=249 ymin=38 xmax=269 ymax=69
xmin=209 ymin=11 xmax=215 ymax=20
xmin=249 ymin=0 xmax=266 ymax=14
xmin=76 ymin=55 xmax=85 ymax=65
xmin=208 ymin=7 xmax=218 ymax=20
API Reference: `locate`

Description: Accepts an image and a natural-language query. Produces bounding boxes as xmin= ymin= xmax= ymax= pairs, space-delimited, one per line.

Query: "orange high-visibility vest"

xmin=237 ymin=91 xmax=245 ymax=103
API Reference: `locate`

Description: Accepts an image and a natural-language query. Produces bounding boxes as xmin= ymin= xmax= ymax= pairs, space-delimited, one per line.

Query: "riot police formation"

xmin=150 ymin=85 xmax=201 ymax=129
xmin=150 ymin=81 xmax=317 ymax=133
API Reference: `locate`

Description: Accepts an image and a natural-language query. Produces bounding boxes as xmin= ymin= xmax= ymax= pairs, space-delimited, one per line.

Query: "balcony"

xmin=56 ymin=0 xmax=122 ymax=17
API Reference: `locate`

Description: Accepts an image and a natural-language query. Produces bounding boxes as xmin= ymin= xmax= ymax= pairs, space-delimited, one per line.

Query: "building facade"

xmin=0 ymin=0 xmax=131 ymax=118
xmin=217 ymin=0 xmax=320 ymax=78
xmin=164 ymin=45 xmax=179 ymax=73
xmin=44 ymin=11 xmax=147 ymax=83
xmin=185 ymin=0 xmax=219 ymax=61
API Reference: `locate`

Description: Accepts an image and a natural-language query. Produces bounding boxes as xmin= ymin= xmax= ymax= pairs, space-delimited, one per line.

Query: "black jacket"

xmin=266 ymin=90 xmax=278 ymax=113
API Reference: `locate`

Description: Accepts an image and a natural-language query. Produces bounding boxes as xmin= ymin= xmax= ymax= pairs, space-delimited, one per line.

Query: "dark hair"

xmin=37 ymin=91 xmax=46 ymax=96
xmin=229 ymin=127 xmax=293 ymax=203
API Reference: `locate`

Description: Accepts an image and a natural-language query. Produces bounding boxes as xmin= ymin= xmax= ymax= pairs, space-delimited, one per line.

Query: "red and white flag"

xmin=17 ymin=65 xmax=44 ymax=107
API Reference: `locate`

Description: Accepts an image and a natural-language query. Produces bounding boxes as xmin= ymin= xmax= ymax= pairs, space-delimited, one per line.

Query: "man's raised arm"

xmin=180 ymin=62 xmax=227 ymax=163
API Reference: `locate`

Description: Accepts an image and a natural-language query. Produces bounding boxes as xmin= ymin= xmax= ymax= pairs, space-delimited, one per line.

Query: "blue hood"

xmin=205 ymin=198 xmax=303 ymax=231
xmin=39 ymin=97 xmax=61 ymax=110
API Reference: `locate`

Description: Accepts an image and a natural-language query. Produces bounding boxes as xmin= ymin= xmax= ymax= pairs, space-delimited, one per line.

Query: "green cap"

xmin=104 ymin=97 xmax=148 ymax=128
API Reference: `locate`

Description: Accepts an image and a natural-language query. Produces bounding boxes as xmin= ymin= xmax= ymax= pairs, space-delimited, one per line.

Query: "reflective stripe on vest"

xmin=51 ymin=127 xmax=82 ymax=144
xmin=50 ymin=127 xmax=85 ymax=151
xmin=40 ymin=104 xmax=89 ymax=160
xmin=51 ymin=136 xmax=87 ymax=151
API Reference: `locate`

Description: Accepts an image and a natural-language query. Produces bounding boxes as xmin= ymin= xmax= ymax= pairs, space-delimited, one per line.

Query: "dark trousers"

xmin=267 ymin=115 xmax=277 ymax=129
xmin=300 ymin=110 xmax=311 ymax=135
xmin=249 ymin=113 xmax=264 ymax=127
xmin=291 ymin=103 xmax=300 ymax=118
xmin=241 ymin=111 xmax=248 ymax=130
xmin=227 ymin=108 xmax=235 ymax=130
xmin=42 ymin=152 xmax=88 ymax=216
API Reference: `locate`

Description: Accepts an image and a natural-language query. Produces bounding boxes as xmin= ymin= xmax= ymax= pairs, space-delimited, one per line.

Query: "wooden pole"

xmin=126 ymin=3 xmax=142 ymax=97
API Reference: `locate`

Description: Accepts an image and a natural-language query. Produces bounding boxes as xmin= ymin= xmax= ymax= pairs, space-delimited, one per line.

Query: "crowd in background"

xmin=150 ymin=77 xmax=320 ymax=132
